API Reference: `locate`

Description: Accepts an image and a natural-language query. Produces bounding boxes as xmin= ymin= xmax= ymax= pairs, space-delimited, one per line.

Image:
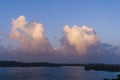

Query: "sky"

xmin=0 ymin=0 xmax=120 ymax=46
xmin=0 ymin=0 xmax=120 ymax=63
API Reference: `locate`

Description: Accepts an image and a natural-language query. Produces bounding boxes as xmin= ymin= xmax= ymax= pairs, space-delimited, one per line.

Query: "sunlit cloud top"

xmin=0 ymin=15 xmax=119 ymax=63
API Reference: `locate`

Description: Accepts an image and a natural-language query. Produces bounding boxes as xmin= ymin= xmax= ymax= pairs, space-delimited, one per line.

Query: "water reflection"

xmin=0 ymin=67 xmax=119 ymax=80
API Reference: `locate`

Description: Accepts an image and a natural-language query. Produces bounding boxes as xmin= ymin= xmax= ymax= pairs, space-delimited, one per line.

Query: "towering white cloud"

xmin=60 ymin=25 xmax=99 ymax=55
xmin=10 ymin=16 xmax=52 ymax=55
xmin=0 ymin=15 xmax=119 ymax=63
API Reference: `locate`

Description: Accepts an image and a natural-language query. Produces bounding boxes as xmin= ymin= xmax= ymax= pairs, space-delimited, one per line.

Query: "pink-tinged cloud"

xmin=9 ymin=16 xmax=52 ymax=55
xmin=0 ymin=15 xmax=119 ymax=63
xmin=60 ymin=25 xmax=99 ymax=55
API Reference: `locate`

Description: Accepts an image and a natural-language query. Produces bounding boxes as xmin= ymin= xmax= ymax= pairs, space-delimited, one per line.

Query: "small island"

xmin=85 ymin=63 xmax=120 ymax=72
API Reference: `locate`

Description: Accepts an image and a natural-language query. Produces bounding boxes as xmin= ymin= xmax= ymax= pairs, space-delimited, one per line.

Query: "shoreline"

xmin=0 ymin=61 xmax=120 ymax=72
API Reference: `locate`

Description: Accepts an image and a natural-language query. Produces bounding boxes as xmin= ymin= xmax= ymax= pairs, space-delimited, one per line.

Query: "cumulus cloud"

xmin=9 ymin=16 xmax=52 ymax=55
xmin=0 ymin=15 xmax=119 ymax=63
xmin=60 ymin=25 xmax=99 ymax=55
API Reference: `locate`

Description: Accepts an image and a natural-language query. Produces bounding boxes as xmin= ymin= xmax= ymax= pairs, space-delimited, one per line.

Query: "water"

xmin=0 ymin=67 xmax=119 ymax=80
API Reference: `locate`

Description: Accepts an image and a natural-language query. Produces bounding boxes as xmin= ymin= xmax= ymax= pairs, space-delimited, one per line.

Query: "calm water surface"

xmin=0 ymin=67 xmax=119 ymax=80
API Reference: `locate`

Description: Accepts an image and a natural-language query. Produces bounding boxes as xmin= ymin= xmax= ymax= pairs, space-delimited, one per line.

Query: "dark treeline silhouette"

xmin=1 ymin=61 xmax=120 ymax=72
xmin=85 ymin=63 xmax=120 ymax=72
xmin=0 ymin=61 xmax=85 ymax=67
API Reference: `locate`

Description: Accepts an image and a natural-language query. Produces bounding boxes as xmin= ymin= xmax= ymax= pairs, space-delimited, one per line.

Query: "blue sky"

xmin=0 ymin=0 xmax=120 ymax=46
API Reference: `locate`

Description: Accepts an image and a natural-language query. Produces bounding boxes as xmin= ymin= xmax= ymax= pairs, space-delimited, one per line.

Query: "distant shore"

xmin=85 ymin=63 xmax=120 ymax=72
xmin=0 ymin=61 xmax=120 ymax=72
xmin=0 ymin=61 xmax=85 ymax=67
